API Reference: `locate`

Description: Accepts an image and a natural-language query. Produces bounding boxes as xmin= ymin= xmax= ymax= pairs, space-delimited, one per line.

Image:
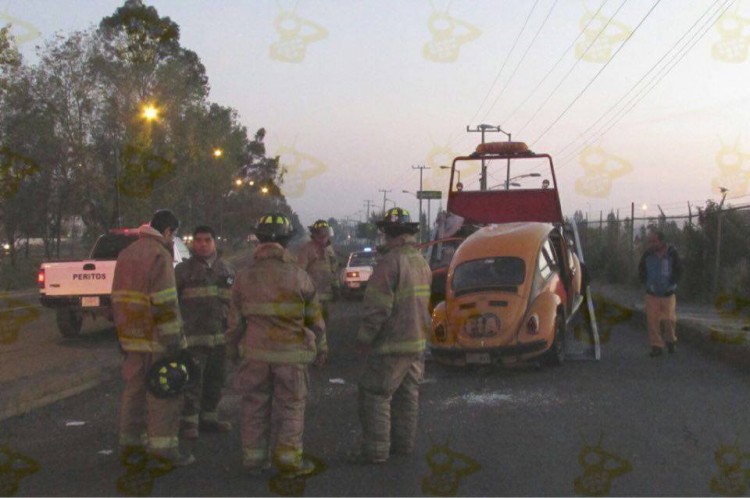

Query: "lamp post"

xmin=713 ymin=187 xmax=729 ymax=297
xmin=466 ymin=124 xmax=509 ymax=190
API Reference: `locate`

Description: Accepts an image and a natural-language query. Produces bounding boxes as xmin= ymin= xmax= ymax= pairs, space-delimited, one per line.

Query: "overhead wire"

xmin=530 ymin=0 xmax=665 ymax=147
xmin=465 ymin=0 xmax=541 ymax=128
xmin=514 ymin=0 xmax=631 ymax=138
xmin=552 ymin=0 xmax=724 ymax=161
xmin=554 ymin=0 xmax=735 ymax=170
xmin=502 ymin=0 xmax=610 ymax=128
xmin=479 ymin=0 xmax=562 ymax=123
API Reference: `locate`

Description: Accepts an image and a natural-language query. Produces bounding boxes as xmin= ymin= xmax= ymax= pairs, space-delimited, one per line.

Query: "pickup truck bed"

xmin=39 ymin=230 xmax=189 ymax=337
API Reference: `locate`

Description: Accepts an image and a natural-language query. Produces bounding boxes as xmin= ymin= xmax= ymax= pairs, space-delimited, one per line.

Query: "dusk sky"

xmin=5 ymin=0 xmax=750 ymax=226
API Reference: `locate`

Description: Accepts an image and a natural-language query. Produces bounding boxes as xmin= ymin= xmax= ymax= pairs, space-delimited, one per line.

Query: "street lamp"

xmin=439 ymin=165 xmax=461 ymax=187
xmin=234 ymin=178 xmax=243 ymax=187
xmin=141 ymin=104 xmax=159 ymax=121
xmin=213 ymin=148 xmax=223 ymax=158
xmin=505 ymin=172 xmax=540 ymax=189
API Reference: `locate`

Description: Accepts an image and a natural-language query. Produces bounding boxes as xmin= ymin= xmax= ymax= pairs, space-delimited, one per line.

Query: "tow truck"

xmin=426 ymin=141 xmax=600 ymax=366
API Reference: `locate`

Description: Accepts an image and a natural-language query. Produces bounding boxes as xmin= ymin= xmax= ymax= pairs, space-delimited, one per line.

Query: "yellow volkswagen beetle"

xmin=428 ymin=141 xmax=589 ymax=366
xmin=430 ymin=223 xmax=582 ymax=366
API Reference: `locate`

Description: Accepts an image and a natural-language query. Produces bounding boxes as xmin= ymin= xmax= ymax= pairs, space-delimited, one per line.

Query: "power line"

xmin=502 ymin=0 xmax=610 ymax=127
xmin=530 ymin=0 xmax=665 ymax=147
xmin=480 ymin=0 xmax=561 ymax=123
xmin=554 ymin=0 xmax=734 ymax=170
xmin=514 ymin=0 xmax=630 ymax=138
xmin=465 ymin=0 xmax=541 ymax=127
xmin=553 ymin=0 xmax=728 ymax=165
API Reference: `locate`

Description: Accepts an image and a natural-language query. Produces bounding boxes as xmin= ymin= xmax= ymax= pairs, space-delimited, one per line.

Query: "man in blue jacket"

xmin=638 ymin=229 xmax=682 ymax=357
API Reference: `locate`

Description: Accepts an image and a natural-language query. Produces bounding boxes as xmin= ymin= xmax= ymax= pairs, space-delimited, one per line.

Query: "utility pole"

xmin=713 ymin=187 xmax=729 ymax=297
xmin=411 ymin=165 xmax=429 ymax=241
xmin=466 ymin=124 xmax=508 ymax=190
xmin=378 ymin=189 xmax=391 ymax=216
xmin=363 ymin=199 xmax=375 ymax=222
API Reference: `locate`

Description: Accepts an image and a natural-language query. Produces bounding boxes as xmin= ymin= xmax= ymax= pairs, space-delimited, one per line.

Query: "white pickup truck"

xmin=38 ymin=228 xmax=190 ymax=338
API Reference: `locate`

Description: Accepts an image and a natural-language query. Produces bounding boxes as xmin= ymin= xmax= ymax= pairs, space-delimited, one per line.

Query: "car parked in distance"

xmin=339 ymin=248 xmax=378 ymax=297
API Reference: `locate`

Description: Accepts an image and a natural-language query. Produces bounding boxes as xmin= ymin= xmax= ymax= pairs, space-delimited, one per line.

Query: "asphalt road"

xmin=2 ymin=296 xmax=749 ymax=497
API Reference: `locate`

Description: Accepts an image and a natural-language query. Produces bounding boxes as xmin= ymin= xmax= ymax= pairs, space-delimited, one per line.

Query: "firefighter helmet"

xmin=145 ymin=351 xmax=199 ymax=399
xmin=376 ymin=207 xmax=420 ymax=230
xmin=254 ymin=213 xmax=295 ymax=243
xmin=309 ymin=219 xmax=333 ymax=238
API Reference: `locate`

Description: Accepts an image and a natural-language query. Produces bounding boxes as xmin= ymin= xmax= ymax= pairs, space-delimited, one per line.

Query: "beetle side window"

xmin=538 ymin=240 xmax=557 ymax=280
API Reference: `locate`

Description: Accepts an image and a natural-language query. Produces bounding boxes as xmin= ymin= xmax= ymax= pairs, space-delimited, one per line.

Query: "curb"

xmin=593 ymin=289 xmax=750 ymax=373
xmin=0 ymin=366 xmax=114 ymax=422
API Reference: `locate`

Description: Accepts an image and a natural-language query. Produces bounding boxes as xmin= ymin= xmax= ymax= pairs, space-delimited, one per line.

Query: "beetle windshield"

xmin=452 ymin=257 xmax=526 ymax=295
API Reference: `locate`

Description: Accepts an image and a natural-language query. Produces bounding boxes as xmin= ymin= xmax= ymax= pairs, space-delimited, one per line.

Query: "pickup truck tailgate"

xmin=41 ymin=260 xmax=117 ymax=297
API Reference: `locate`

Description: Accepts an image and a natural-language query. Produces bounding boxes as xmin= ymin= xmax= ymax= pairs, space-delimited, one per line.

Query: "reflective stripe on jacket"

xmin=175 ymin=255 xmax=235 ymax=347
xmin=225 ymin=243 xmax=327 ymax=364
xmin=112 ymin=225 xmax=186 ymax=353
xmin=295 ymin=241 xmax=339 ymax=301
xmin=357 ymin=234 xmax=432 ymax=355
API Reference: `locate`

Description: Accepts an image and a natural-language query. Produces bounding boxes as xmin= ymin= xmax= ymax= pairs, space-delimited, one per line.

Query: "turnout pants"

xmin=182 ymin=346 xmax=227 ymax=427
xmin=235 ymin=361 xmax=309 ymax=470
xmin=119 ymin=352 xmax=182 ymax=454
xmin=645 ymin=294 xmax=677 ymax=348
xmin=358 ymin=353 xmax=424 ymax=460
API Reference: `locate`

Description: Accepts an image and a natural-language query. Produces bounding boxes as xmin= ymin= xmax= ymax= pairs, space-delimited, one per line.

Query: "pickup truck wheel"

xmin=56 ymin=309 xmax=83 ymax=338
xmin=545 ymin=313 xmax=566 ymax=366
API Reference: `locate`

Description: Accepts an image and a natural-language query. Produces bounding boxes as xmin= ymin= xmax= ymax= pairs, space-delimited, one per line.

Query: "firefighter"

xmin=226 ymin=213 xmax=327 ymax=477
xmin=112 ymin=209 xmax=194 ymax=467
xmin=175 ymin=225 xmax=235 ymax=439
xmin=295 ymin=219 xmax=340 ymax=324
xmin=350 ymin=207 xmax=432 ymax=464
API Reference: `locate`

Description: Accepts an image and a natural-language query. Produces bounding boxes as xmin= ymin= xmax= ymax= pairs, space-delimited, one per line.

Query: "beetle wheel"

xmin=545 ymin=313 xmax=566 ymax=366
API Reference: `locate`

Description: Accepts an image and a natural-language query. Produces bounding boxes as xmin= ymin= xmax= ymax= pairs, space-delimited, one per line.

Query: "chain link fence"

xmin=577 ymin=201 xmax=750 ymax=304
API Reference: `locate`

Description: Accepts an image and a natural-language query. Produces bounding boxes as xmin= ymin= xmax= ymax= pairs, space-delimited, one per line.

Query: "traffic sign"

xmin=417 ymin=190 xmax=442 ymax=200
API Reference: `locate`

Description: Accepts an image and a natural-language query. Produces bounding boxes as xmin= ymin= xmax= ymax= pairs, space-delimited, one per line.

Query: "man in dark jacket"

xmin=638 ymin=229 xmax=682 ymax=357
xmin=175 ymin=225 xmax=235 ymax=439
